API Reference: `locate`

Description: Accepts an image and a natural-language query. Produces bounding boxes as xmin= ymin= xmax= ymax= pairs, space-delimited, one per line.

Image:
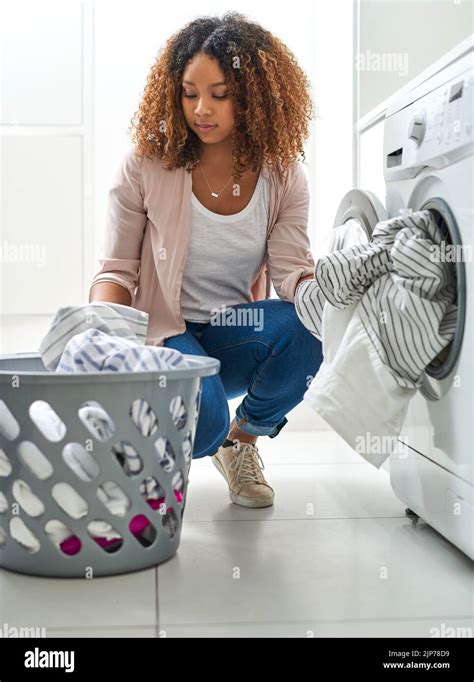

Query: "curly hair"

xmin=128 ymin=11 xmax=315 ymax=181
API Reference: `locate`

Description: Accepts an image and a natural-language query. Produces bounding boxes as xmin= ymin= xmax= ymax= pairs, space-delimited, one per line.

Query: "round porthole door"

xmin=330 ymin=189 xmax=388 ymax=251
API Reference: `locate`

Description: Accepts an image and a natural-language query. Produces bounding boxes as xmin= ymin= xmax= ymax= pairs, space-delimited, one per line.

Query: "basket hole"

xmin=130 ymin=399 xmax=158 ymax=437
xmin=162 ymin=508 xmax=179 ymax=540
xmin=9 ymin=517 xmax=40 ymax=553
xmin=87 ymin=520 xmax=123 ymax=554
xmin=45 ymin=519 xmax=82 ymax=556
xmin=0 ymin=527 xmax=6 ymax=546
xmin=78 ymin=401 xmax=116 ymax=442
xmin=195 ymin=388 xmax=202 ymax=420
xmin=172 ymin=470 xmax=185 ymax=505
xmin=129 ymin=514 xmax=157 ymax=547
xmin=62 ymin=443 xmax=99 ymax=481
xmin=0 ymin=449 xmax=12 ymax=477
xmin=169 ymin=396 xmax=187 ymax=431
xmin=97 ymin=481 xmax=131 ymax=517
xmin=153 ymin=437 xmax=176 ymax=472
xmin=12 ymin=479 xmax=45 ymax=517
xmin=140 ymin=476 xmax=166 ymax=512
xmin=182 ymin=431 xmax=193 ymax=468
xmin=18 ymin=441 xmax=54 ymax=480
xmin=29 ymin=400 xmax=66 ymax=442
xmin=0 ymin=400 xmax=20 ymax=440
xmin=0 ymin=492 xmax=7 ymax=513
xmin=112 ymin=441 xmax=143 ymax=476
xmin=51 ymin=483 xmax=88 ymax=519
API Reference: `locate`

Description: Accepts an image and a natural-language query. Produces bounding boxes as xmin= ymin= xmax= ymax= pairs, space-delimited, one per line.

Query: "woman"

xmin=89 ymin=11 xmax=323 ymax=509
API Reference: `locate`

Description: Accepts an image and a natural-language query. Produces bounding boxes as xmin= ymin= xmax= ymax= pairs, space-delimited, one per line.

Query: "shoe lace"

xmin=229 ymin=443 xmax=265 ymax=483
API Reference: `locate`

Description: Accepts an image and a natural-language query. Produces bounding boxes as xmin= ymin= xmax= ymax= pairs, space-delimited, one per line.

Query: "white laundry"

xmin=304 ymin=302 xmax=418 ymax=467
xmin=44 ymin=519 xmax=120 ymax=546
xmin=296 ymin=210 xmax=457 ymax=466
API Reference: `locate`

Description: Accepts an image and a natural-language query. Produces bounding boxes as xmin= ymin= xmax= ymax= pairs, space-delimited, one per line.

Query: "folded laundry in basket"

xmin=39 ymin=302 xmax=149 ymax=371
xmin=39 ymin=301 xmax=190 ymax=372
xmin=57 ymin=328 xmax=189 ymax=373
xmin=295 ymin=209 xmax=457 ymax=467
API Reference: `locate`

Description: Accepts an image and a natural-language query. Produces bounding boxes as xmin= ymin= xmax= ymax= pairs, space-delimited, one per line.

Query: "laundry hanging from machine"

xmin=295 ymin=209 xmax=457 ymax=468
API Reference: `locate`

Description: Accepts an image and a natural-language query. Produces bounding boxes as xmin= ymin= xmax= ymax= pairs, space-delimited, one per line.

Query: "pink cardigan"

xmin=89 ymin=146 xmax=315 ymax=347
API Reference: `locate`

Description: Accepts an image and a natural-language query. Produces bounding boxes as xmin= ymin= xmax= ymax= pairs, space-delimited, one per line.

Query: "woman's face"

xmin=181 ymin=52 xmax=235 ymax=145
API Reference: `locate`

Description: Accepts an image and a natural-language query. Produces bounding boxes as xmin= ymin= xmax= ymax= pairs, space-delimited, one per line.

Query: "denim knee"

xmin=192 ymin=376 xmax=230 ymax=459
xmin=273 ymin=302 xmax=319 ymax=346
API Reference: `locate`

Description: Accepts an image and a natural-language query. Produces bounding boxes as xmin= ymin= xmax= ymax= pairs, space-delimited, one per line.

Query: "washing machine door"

xmin=329 ymin=189 xmax=387 ymax=251
xmin=397 ymin=179 xmax=471 ymax=485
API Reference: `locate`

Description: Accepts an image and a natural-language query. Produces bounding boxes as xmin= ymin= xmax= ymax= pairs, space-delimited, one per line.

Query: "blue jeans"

xmin=163 ymin=299 xmax=323 ymax=459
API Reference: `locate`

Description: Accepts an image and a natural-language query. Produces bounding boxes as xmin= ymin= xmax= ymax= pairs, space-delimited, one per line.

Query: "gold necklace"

xmin=198 ymin=162 xmax=234 ymax=198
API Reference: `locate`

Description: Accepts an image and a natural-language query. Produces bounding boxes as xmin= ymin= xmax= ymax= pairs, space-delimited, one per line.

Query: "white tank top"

xmin=180 ymin=173 xmax=269 ymax=322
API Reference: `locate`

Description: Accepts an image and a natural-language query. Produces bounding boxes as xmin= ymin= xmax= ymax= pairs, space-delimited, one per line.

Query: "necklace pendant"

xmin=211 ymin=192 xmax=219 ymax=198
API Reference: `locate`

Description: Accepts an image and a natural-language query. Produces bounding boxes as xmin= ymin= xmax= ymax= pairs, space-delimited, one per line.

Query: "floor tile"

xmin=0 ymin=566 xmax=157 ymax=629
xmin=159 ymin=616 xmax=474 ymax=638
xmin=157 ymin=518 xmax=473 ymax=627
xmin=186 ymin=459 xmax=406 ymax=521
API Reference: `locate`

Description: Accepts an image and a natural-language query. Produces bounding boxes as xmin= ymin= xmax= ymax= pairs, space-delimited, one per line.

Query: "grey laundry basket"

xmin=0 ymin=352 xmax=219 ymax=578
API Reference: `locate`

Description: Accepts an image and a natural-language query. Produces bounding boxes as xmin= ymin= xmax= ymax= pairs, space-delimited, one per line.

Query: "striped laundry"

xmin=39 ymin=302 xmax=150 ymax=371
xmin=294 ymin=278 xmax=325 ymax=341
xmin=315 ymin=240 xmax=393 ymax=309
xmin=296 ymin=209 xmax=456 ymax=388
xmin=295 ymin=209 xmax=457 ymax=467
xmin=57 ymin=328 xmax=189 ymax=373
xmin=358 ymin=214 xmax=457 ymax=389
xmin=294 ymin=215 xmax=398 ymax=340
xmin=35 ymin=303 xmax=189 ymax=478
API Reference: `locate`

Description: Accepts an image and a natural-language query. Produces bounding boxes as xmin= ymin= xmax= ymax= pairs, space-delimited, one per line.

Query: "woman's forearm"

xmin=88 ymin=281 xmax=132 ymax=306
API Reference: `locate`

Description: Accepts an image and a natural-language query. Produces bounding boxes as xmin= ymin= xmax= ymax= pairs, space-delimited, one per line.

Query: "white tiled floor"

xmin=1 ymin=431 xmax=473 ymax=638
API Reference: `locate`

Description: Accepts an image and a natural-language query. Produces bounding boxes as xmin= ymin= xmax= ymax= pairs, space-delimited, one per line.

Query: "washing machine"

xmin=385 ymin=42 xmax=473 ymax=560
xmin=330 ymin=38 xmax=473 ymax=559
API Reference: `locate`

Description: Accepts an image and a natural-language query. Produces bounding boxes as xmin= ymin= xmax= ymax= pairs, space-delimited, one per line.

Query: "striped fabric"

xmin=39 ymin=302 xmax=149 ymax=371
xmin=57 ymin=329 xmax=189 ymax=373
xmin=358 ymin=215 xmax=456 ymax=388
xmin=315 ymin=241 xmax=393 ymax=309
xmin=294 ymin=279 xmax=325 ymax=341
xmin=38 ymin=302 xmax=189 ymax=373
xmin=295 ymin=209 xmax=457 ymax=389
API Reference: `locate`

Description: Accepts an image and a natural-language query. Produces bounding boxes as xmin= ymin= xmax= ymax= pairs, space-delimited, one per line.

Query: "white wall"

xmin=0 ymin=0 xmax=94 ymax=353
xmin=358 ymin=0 xmax=473 ymax=118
